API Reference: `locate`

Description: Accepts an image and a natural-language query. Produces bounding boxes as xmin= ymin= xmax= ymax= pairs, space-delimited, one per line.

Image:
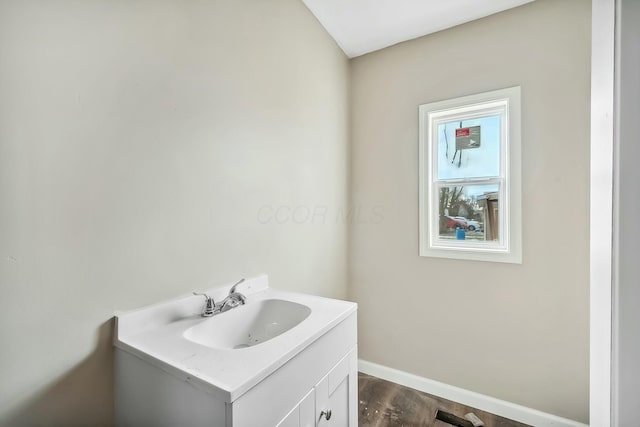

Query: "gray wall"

xmin=0 ymin=1 xmax=349 ymax=425
xmin=616 ymin=0 xmax=640 ymax=424
xmin=349 ymin=0 xmax=591 ymax=422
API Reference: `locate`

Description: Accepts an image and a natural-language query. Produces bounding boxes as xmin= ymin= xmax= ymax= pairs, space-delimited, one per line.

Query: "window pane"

xmin=437 ymin=184 xmax=500 ymax=242
xmin=436 ymin=115 xmax=501 ymax=180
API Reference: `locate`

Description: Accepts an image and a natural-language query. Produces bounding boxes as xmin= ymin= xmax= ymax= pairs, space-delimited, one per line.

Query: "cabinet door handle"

xmin=320 ymin=409 xmax=332 ymax=420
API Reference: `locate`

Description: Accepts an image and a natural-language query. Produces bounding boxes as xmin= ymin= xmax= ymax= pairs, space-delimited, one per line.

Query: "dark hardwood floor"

xmin=358 ymin=373 xmax=531 ymax=427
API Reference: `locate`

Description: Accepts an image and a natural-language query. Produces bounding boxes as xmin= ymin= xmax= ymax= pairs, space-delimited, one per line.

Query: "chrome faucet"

xmin=193 ymin=278 xmax=247 ymax=317
xmin=221 ymin=278 xmax=247 ymax=312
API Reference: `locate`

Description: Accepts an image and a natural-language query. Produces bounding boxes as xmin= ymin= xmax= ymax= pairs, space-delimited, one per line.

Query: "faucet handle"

xmin=193 ymin=291 xmax=213 ymax=300
xmin=229 ymin=278 xmax=246 ymax=294
xmin=193 ymin=292 xmax=215 ymax=317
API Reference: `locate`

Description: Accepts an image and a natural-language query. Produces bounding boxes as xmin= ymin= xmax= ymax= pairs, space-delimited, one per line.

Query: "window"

xmin=419 ymin=87 xmax=522 ymax=263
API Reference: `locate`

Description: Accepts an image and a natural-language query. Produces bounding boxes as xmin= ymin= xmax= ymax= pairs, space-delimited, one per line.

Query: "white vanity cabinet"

xmin=315 ymin=350 xmax=355 ymax=427
xmin=276 ymin=349 xmax=357 ymax=427
xmin=114 ymin=277 xmax=357 ymax=427
xmin=225 ymin=314 xmax=357 ymax=427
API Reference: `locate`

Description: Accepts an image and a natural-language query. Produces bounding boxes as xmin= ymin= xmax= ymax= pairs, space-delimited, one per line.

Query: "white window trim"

xmin=419 ymin=86 xmax=522 ymax=264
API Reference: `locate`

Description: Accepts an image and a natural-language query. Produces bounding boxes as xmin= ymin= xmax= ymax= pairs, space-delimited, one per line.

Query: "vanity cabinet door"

xmin=299 ymin=388 xmax=315 ymax=427
xmin=277 ymin=406 xmax=300 ymax=427
xmin=277 ymin=389 xmax=315 ymax=427
xmin=315 ymin=349 xmax=357 ymax=427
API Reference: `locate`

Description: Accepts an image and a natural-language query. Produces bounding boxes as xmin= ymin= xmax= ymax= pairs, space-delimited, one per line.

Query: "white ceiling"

xmin=301 ymin=0 xmax=535 ymax=58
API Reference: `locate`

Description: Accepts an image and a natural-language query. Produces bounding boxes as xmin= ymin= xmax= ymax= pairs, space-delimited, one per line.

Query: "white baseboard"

xmin=358 ymin=359 xmax=588 ymax=427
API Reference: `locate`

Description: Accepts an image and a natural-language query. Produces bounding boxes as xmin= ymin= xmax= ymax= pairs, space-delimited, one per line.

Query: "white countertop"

xmin=114 ymin=275 xmax=357 ymax=403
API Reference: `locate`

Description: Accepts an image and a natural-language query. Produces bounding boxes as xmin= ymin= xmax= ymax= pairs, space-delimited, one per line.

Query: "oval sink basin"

xmin=183 ymin=299 xmax=311 ymax=350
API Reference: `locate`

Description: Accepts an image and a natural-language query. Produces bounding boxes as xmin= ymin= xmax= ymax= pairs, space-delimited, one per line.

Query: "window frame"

xmin=418 ymin=87 xmax=522 ymax=263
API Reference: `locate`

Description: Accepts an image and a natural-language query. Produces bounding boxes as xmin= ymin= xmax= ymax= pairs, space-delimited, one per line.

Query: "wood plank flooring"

xmin=358 ymin=373 xmax=531 ymax=427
